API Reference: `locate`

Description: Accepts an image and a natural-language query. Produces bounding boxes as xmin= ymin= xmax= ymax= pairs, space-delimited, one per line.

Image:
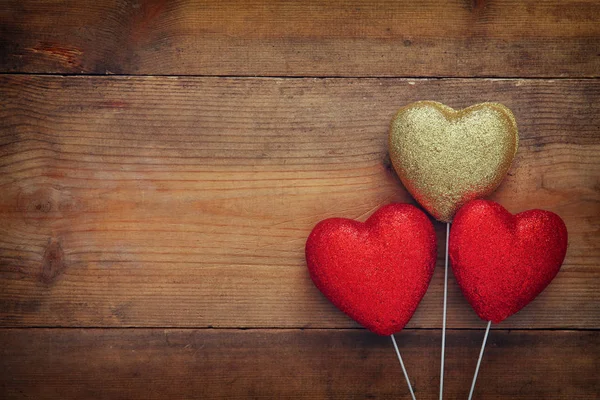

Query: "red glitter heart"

xmin=305 ymin=204 xmax=437 ymax=336
xmin=450 ymin=200 xmax=568 ymax=323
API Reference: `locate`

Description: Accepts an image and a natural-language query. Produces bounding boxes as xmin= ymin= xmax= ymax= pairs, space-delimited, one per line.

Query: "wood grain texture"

xmin=0 ymin=76 xmax=599 ymax=329
xmin=0 ymin=328 xmax=597 ymax=399
xmin=1 ymin=0 xmax=599 ymax=77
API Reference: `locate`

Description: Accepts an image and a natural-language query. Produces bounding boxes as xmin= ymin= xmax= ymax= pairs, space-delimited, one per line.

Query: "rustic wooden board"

xmin=0 ymin=328 xmax=597 ymax=399
xmin=2 ymin=1 xmax=599 ymax=397
xmin=1 ymin=0 xmax=599 ymax=77
xmin=1 ymin=76 xmax=598 ymax=329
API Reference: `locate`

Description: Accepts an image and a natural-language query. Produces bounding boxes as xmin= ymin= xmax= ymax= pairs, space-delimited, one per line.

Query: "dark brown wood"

xmin=1 ymin=76 xmax=598 ymax=329
xmin=0 ymin=328 xmax=597 ymax=399
xmin=2 ymin=1 xmax=598 ymax=396
xmin=1 ymin=0 xmax=599 ymax=77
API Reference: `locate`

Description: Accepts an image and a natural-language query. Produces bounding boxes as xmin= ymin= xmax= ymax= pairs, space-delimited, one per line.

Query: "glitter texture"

xmin=449 ymin=200 xmax=568 ymax=323
xmin=305 ymin=204 xmax=437 ymax=336
xmin=389 ymin=101 xmax=518 ymax=222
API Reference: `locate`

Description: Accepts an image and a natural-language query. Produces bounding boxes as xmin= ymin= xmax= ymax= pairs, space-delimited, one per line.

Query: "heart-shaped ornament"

xmin=305 ymin=204 xmax=436 ymax=335
xmin=389 ymin=101 xmax=519 ymax=222
xmin=449 ymin=200 xmax=568 ymax=323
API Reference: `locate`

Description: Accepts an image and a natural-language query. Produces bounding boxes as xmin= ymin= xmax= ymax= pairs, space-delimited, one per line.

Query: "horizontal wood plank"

xmin=0 ymin=328 xmax=597 ymax=399
xmin=1 ymin=0 xmax=599 ymax=77
xmin=0 ymin=76 xmax=599 ymax=329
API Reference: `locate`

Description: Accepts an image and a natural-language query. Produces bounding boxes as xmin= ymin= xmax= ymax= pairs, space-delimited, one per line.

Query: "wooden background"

xmin=1 ymin=1 xmax=599 ymax=398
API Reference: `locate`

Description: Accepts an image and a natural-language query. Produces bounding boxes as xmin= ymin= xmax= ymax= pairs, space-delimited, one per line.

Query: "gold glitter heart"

xmin=389 ymin=101 xmax=518 ymax=222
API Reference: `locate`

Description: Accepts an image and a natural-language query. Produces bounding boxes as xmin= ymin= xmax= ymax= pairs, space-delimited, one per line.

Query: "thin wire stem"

xmin=440 ymin=222 xmax=450 ymax=400
xmin=468 ymin=321 xmax=492 ymax=400
xmin=391 ymin=334 xmax=416 ymax=400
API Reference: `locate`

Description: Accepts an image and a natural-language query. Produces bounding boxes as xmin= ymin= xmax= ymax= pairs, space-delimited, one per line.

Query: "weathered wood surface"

xmin=1 ymin=0 xmax=599 ymax=396
xmin=0 ymin=328 xmax=597 ymax=399
xmin=1 ymin=76 xmax=598 ymax=329
xmin=1 ymin=0 xmax=599 ymax=77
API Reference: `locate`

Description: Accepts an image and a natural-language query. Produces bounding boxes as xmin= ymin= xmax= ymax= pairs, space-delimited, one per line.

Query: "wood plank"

xmin=0 ymin=76 xmax=599 ymax=328
xmin=1 ymin=0 xmax=599 ymax=77
xmin=0 ymin=328 xmax=597 ymax=399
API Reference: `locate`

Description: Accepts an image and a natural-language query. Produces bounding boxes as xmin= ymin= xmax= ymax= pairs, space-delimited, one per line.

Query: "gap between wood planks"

xmin=1 ymin=72 xmax=600 ymax=80
xmin=0 ymin=327 xmax=597 ymax=331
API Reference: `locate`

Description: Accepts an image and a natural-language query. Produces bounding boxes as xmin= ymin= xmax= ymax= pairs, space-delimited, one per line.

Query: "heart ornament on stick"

xmin=450 ymin=199 xmax=568 ymax=323
xmin=389 ymin=101 xmax=519 ymax=222
xmin=305 ymin=204 xmax=436 ymax=336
